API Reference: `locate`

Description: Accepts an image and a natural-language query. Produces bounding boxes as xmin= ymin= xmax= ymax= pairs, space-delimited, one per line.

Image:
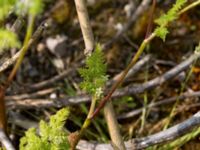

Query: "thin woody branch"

xmin=74 ymin=0 xmax=95 ymax=55
xmin=0 ymin=87 xmax=6 ymax=132
xmin=118 ymin=91 xmax=200 ymax=120
xmin=104 ymin=102 xmax=126 ymax=150
xmin=8 ymin=109 xmax=200 ymax=150
xmin=6 ymin=51 xmax=200 ymax=109
xmin=76 ymin=111 xmax=200 ymax=150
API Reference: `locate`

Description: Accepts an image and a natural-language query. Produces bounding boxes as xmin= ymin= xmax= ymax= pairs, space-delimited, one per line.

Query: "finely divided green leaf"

xmin=155 ymin=0 xmax=186 ymax=26
xmin=154 ymin=0 xmax=187 ymax=41
xmin=20 ymin=108 xmax=70 ymax=150
xmin=79 ymin=44 xmax=108 ymax=96
xmin=154 ymin=27 xmax=169 ymax=41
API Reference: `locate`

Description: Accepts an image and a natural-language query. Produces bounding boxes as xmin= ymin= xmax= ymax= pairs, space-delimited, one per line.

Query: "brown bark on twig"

xmin=0 ymin=87 xmax=7 ymax=133
xmin=0 ymin=19 xmax=49 ymax=134
xmin=27 ymin=66 xmax=77 ymax=92
xmin=27 ymin=54 xmax=152 ymax=93
xmin=6 ymin=52 xmax=199 ymax=110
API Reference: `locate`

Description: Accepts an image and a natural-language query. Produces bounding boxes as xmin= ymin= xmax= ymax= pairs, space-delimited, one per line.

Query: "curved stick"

xmin=77 ymin=111 xmax=200 ymax=150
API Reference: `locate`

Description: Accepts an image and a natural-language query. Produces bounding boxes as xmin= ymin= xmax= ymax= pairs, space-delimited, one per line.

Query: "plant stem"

xmin=74 ymin=0 xmax=94 ymax=56
xmin=179 ymin=0 xmax=200 ymax=15
xmin=145 ymin=0 xmax=156 ymax=38
xmin=73 ymin=0 xmax=126 ymax=149
xmin=91 ymin=33 xmax=155 ymax=119
xmin=71 ymin=1 xmax=200 ymax=148
xmin=164 ymin=59 xmax=196 ymax=130
xmin=0 ymin=15 xmax=35 ymax=133
xmin=104 ymin=101 xmax=126 ymax=150
xmin=0 ymin=87 xmax=6 ymax=132
xmin=7 ymin=15 xmax=35 ymax=85
xmin=91 ymin=0 xmax=200 ymax=119
xmin=70 ymin=95 xmax=97 ymax=150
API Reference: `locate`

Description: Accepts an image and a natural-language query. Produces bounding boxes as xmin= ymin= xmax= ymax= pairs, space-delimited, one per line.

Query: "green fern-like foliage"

xmin=0 ymin=0 xmax=16 ymax=21
xmin=154 ymin=0 xmax=187 ymax=41
xmin=16 ymin=0 xmax=43 ymax=16
xmin=79 ymin=44 xmax=108 ymax=96
xmin=20 ymin=108 xmax=70 ymax=150
xmin=0 ymin=29 xmax=21 ymax=51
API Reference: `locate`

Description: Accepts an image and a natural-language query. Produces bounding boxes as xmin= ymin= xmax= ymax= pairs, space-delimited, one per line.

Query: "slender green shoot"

xmin=164 ymin=42 xmax=200 ymax=130
xmin=70 ymin=44 xmax=108 ymax=149
xmin=7 ymin=0 xmax=43 ymax=85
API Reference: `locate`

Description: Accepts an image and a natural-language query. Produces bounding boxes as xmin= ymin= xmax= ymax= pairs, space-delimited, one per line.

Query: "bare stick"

xmin=0 ymin=87 xmax=6 ymax=132
xmin=7 ymin=110 xmax=200 ymax=150
xmin=6 ymin=88 xmax=55 ymax=100
xmin=26 ymin=54 xmax=151 ymax=93
xmin=92 ymin=2 xmax=200 ymax=118
xmin=91 ymin=34 xmax=155 ymax=119
xmin=131 ymin=111 xmax=200 ymax=149
xmin=115 ymin=51 xmax=200 ymax=97
xmin=104 ymin=101 xmax=126 ymax=150
xmin=118 ymin=91 xmax=200 ymax=120
xmin=6 ymin=52 xmax=200 ymax=109
xmin=74 ymin=0 xmax=94 ymax=55
xmin=0 ymin=18 xmax=49 ymax=134
xmin=76 ymin=111 xmax=200 ymax=150
xmin=27 ymin=67 xmax=76 ymax=92
xmin=179 ymin=0 xmax=200 ymax=14
xmin=0 ymin=128 xmax=15 ymax=150
xmin=108 ymin=54 xmax=152 ymax=86
xmin=0 ymin=17 xmax=24 ymax=133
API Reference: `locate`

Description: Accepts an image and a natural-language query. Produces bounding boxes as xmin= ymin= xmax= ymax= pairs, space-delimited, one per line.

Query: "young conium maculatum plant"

xmin=79 ymin=44 xmax=108 ymax=98
xmin=20 ymin=108 xmax=70 ymax=150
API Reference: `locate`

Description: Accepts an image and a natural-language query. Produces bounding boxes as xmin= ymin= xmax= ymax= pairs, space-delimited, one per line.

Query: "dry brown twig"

xmin=76 ymin=111 xmax=200 ymax=150
xmin=6 ymin=52 xmax=200 ymax=109
xmin=26 ymin=66 xmax=77 ymax=92
xmin=6 ymin=88 xmax=55 ymax=100
xmin=7 ymin=109 xmax=200 ymax=150
xmin=74 ymin=0 xmax=94 ymax=56
xmin=0 ymin=19 xmax=50 ymax=132
xmin=24 ymin=54 xmax=152 ymax=94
